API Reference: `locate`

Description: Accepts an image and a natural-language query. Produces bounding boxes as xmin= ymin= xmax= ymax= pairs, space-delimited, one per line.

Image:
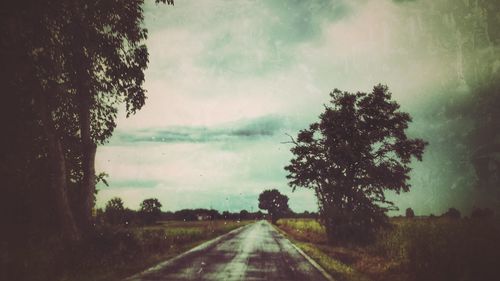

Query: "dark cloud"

xmin=394 ymin=0 xmax=500 ymax=212
xmin=198 ymin=0 xmax=351 ymax=76
xmin=113 ymin=115 xmax=289 ymax=144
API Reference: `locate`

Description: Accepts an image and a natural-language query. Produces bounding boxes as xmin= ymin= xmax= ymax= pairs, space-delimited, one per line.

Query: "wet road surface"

xmin=126 ymin=220 xmax=331 ymax=281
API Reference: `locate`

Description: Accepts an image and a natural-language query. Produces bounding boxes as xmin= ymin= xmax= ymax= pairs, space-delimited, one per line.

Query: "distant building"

xmin=196 ymin=213 xmax=212 ymax=221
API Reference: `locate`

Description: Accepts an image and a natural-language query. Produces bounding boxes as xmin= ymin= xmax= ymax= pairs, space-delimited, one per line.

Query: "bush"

xmin=371 ymin=218 xmax=500 ymax=281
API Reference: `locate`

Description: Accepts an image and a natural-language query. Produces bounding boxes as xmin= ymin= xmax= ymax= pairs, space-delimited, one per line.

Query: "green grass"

xmin=276 ymin=219 xmax=370 ymax=281
xmin=277 ymin=217 xmax=500 ymax=281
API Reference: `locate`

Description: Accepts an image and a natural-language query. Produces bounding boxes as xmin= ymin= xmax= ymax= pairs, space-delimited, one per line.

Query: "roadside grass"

xmin=276 ymin=219 xmax=370 ymax=281
xmin=61 ymin=220 xmax=253 ymax=281
xmin=277 ymin=217 xmax=500 ymax=281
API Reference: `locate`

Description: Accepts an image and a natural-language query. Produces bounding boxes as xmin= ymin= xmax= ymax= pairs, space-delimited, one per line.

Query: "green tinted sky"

xmin=95 ymin=0 xmax=500 ymax=215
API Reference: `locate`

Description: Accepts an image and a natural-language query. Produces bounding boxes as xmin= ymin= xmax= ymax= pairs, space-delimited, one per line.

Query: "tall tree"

xmin=285 ymin=85 xmax=427 ymax=243
xmin=1 ymin=0 xmax=174 ymax=243
xmin=258 ymin=189 xmax=290 ymax=224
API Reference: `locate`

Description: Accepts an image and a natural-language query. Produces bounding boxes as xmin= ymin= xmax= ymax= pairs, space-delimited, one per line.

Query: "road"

xmin=126 ymin=220 xmax=332 ymax=281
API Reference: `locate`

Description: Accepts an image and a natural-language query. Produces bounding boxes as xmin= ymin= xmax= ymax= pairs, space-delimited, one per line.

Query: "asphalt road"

xmin=126 ymin=220 xmax=332 ymax=281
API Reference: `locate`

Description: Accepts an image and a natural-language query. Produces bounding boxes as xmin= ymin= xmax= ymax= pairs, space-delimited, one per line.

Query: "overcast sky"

xmin=95 ymin=0 xmax=499 ymax=215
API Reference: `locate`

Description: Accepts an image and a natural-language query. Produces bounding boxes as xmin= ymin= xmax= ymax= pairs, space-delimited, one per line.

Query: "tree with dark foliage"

xmin=1 ymin=0 xmax=174 ymax=244
xmin=285 ymin=85 xmax=427 ymax=243
xmin=104 ymin=197 xmax=126 ymax=225
xmin=405 ymin=208 xmax=415 ymax=218
xmin=139 ymin=198 xmax=163 ymax=225
xmin=442 ymin=207 xmax=461 ymax=219
xmin=258 ymin=189 xmax=290 ymax=224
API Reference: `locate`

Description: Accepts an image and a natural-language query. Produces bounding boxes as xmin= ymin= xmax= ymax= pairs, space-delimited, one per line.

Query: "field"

xmin=277 ymin=217 xmax=500 ymax=281
xmin=60 ymin=220 xmax=252 ymax=281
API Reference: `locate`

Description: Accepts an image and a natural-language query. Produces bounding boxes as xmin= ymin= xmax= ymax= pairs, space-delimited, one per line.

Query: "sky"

xmin=95 ymin=0 xmax=500 ymax=216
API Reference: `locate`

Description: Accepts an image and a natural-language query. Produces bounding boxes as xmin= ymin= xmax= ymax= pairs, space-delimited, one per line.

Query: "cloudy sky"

xmin=95 ymin=0 xmax=500 ymax=215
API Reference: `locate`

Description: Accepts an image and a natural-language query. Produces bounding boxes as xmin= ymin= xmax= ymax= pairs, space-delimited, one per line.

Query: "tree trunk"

xmin=70 ymin=8 xmax=97 ymax=233
xmin=39 ymin=95 xmax=81 ymax=243
xmin=78 ymin=90 xmax=97 ymax=234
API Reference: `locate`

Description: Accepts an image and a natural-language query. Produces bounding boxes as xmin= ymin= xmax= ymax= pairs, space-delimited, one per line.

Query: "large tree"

xmin=1 ymin=0 xmax=174 ymax=243
xmin=285 ymin=85 xmax=427 ymax=243
xmin=258 ymin=189 xmax=290 ymax=224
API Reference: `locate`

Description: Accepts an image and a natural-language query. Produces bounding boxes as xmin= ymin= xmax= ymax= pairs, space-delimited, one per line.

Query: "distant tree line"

xmin=402 ymin=206 xmax=495 ymax=220
xmin=99 ymin=196 xmax=317 ymax=226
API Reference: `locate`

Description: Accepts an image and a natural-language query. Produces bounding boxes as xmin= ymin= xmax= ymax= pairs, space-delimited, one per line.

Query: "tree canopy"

xmin=285 ymin=85 xmax=427 ymax=243
xmin=1 ymin=0 xmax=174 ymax=244
xmin=105 ymin=197 xmax=126 ymax=225
xmin=139 ymin=198 xmax=163 ymax=225
xmin=405 ymin=208 xmax=415 ymax=218
xmin=258 ymin=189 xmax=290 ymax=224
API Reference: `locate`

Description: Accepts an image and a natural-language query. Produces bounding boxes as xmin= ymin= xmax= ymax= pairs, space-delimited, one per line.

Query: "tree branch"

xmin=281 ymin=133 xmax=298 ymax=145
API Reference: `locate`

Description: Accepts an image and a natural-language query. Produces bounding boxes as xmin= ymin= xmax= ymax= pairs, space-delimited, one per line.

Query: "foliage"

xmin=1 ymin=0 xmax=174 ymax=245
xmin=442 ymin=207 xmax=461 ymax=219
xmin=279 ymin=217 xmax=500 ymax=281
xmin=139 ymin=198 xmax=163 ymax=225
xmin=104 ymin=197 xmax=126 ymax=225
xmin=258 ymin=189 xmax=290 ymax=224
xmin=371 ymin=217 xmax=500 ymax=281
xmin=405 ymin=208 xmax=415 ymax=218
xmin=239 ymin=210 xmax=250 ymax=220
xmin=170 ymin=208 xmax=221 ymax=221
xmin=285 ymin=85 xmax=427 ymax=243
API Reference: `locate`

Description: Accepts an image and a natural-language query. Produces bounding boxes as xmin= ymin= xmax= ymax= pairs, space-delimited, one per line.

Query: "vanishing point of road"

xmin=126 ymin=220 xmax=333 ymax=281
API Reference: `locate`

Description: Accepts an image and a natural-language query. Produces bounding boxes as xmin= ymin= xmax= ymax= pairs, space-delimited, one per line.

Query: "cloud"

xmin=111 ymin=115 xmax=289 ymax=144
xmin=145 ymin=0 xmax=352 ymax=77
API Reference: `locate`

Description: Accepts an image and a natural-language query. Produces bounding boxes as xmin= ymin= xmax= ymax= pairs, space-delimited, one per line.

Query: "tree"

xmin=405 ymin=208 xmax=415 ymax=218
xmin=442 ymin=207 xmax=461 ymax=219
xmin=104 ymin=197 xmax=125 ymax=225
xmin=258 ymin=189 xmax=290 ymax=224
xmin=285 ymin=85 xmax=427 ymax=243
xmin=1 ymin=0 xmax=174 ymax=243
xmin=239 ymin=210 xmax=250 ymax=220
xmin=139 ymin=198 xmax=162 ymax=225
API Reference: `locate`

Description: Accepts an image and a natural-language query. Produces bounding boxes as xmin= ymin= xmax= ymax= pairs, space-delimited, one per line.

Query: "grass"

xmin=59 ymin=220 xmax=253 ymax=281
xmin=277 ymin=217 xmax=500 ymax=281
xmin=276 ymin=219 xmax=370 ymax=281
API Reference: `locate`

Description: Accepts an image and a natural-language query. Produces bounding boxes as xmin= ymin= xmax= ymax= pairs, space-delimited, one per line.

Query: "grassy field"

xmin=64 ymin=220 xmax=253 ymax=281
xmin=277 ymin=217 xmax=500 ymax=281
